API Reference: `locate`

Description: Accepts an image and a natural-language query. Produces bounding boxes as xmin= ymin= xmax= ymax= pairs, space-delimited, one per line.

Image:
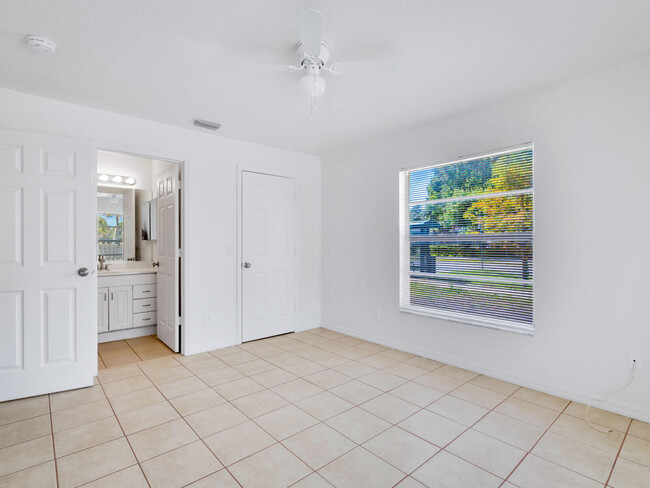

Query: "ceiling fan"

xmin=237 ymin=7 xmax=367 ymax=116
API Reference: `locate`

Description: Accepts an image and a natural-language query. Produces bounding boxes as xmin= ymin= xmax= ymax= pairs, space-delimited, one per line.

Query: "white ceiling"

xmin=2 ymin=0 xmax=650 ymax=155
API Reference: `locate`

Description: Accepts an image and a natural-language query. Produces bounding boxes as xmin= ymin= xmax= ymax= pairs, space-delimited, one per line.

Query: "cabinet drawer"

xmin=133 ymin=311 xmax=157 ymax=327
xmin=133 ymin=284 xmax=157 ymax=299
xmin=133 ymin=297 xmax=157 ymax=313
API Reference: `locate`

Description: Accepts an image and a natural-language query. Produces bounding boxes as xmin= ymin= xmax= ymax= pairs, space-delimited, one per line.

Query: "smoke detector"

xmin=25 ymin=35 xmax=56 ymax=53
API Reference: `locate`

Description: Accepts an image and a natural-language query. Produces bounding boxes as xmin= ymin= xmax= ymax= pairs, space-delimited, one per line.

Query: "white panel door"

xmin=97 ymin=288 xmax=109 ymax=333
xmin=109 ymin=286 xmax=132 ymax=330
xmin=242 ymin=171 xmax=296 ymax=342
xmin=156 ymin=167 xmax=180 ymax=352
xmin=0 ymin=129 xmax=95 ymax=401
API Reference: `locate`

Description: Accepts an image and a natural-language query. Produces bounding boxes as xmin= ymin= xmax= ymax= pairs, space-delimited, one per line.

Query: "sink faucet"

xmin=98 ymin=255 xmax=106 ymax=271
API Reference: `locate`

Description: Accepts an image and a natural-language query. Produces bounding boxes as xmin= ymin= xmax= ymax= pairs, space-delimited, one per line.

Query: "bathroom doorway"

xmin=95 ymin=150 xmax=184 ymax=368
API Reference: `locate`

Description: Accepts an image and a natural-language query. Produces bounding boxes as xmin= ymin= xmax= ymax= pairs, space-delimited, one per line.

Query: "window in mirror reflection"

xmin=97 ymin=193 xmax=124 ymax=261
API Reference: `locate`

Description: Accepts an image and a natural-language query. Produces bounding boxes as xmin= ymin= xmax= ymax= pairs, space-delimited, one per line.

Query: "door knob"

xmin=78 ymin=267 xmax=90 ymax=277
xmin=243 ymin=262 xmax=252 ymax=269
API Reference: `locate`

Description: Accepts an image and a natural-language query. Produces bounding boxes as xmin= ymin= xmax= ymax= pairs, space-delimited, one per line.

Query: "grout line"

xmin=251 ymin=343 xmax=447 ymax=479
xmin=383 ymin=374 xmax=526 ymax=482
xmin=0 ymin=412 xmax=52 ymax=429
xmin=499 ymin=402 xmax=571 ymax=487
xmin=47 ymin=395 xmax=60 ymax=488
xmin=97 ymin=354 xmax=107 ymax=370
xmin=0 ymin=460 xmax=57 ymax=484
xmin=137 ymin=359 xmax=245 ymax=488
xmin=206 ymin=339 xmax=374 ymax=480
xmin=604 ymin=417 xmax=633 ymax=487
xmin=96 ymin=376 xmax=152 ymax=487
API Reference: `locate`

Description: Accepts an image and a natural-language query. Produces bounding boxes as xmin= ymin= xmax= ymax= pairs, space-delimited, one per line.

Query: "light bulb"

xmin=98 ymin=174 xmax=109 ymax=182
xmin=125 ymin=177 xmax=136 ymax=185
xmin=299 ymin=74 xmax=326 ymax=98
xmin=112 ymin=175 xmax=123 ymax=183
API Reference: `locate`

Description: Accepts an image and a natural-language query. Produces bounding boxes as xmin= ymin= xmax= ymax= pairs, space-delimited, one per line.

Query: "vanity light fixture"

xmin=97 ymin=174 xmax=137 ymax=186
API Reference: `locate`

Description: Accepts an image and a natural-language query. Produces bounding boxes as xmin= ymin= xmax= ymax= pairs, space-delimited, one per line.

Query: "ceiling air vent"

xmin=192 ymin=119 xmax=221 ymax=131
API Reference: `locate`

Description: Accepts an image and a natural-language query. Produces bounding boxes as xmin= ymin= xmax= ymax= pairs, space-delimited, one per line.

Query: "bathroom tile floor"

xmin=97 ymin=335 xmax=176 ymax=369
xmin=1 ymin=328 xmax=649 ymax=487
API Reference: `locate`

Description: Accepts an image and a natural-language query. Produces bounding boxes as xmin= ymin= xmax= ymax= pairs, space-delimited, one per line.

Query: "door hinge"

xmin=176 ymin=248 xmax=182 ymax=258
xmin=176 ymin=317 xmax=182 ymax=327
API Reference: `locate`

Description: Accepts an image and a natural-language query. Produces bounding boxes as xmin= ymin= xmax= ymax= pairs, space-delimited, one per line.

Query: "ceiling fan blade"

xmin=298 ymin=7 xmax=323 ymax=58
xmin=326 ymin=61 xmax=384 ymax=75
xmin=230 ymin=64 xmax=303 ymax=73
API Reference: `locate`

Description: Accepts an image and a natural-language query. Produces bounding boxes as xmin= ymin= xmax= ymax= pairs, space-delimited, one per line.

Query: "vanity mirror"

xmin=97 ymin=185 xmax=157 ymax=262
xmin=97 ymin=186 xmax=135 ymax=261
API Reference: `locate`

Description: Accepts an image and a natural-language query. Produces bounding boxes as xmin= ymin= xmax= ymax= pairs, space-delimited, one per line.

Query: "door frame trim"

xmin=237 ymin=166 xmax=299 ymax=344
xmin=92 ymin=141 xmax=188 ymax=355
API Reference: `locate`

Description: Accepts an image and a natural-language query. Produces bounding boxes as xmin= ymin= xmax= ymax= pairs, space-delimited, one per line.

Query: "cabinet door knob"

xmin=243 ymin=262 xmax=252 ymax=269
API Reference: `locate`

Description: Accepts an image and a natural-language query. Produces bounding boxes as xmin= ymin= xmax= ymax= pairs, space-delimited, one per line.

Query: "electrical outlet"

xmin=373 ymin=309 xmax=381 ymax=321
xmin=628 ymin=353 xmax=643 ymax=370
xmin=203 ymin=315 xmax=211 ymax=327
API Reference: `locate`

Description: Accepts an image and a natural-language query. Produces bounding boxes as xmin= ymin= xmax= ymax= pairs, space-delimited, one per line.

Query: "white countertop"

xmin=98 ymin=268 xmax=157 ymax=277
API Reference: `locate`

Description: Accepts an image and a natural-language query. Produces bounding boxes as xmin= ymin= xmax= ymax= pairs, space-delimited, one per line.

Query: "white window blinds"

xmin=399 ymin=144 xmax=534 ymax=333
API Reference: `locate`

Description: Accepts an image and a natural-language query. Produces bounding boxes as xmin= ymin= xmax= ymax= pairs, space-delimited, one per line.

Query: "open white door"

xmin=242 ymin=171 xmax=296 ymax=342
xmin=0 ymin=129 xmax=95 ymax=401
xmin=156 ymin=167 xmax=180 ymax=352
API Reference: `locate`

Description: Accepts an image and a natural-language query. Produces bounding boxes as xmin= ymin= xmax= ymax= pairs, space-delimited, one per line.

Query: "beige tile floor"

xmin=97 ymin=335 xmax=177 ymax=370
xmin=1 ymin=328 xmax=649 ymax=487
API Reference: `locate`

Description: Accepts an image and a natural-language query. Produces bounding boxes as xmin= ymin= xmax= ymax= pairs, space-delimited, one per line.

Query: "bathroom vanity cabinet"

xmin=97 ymin=271 xmax=157 ymax=340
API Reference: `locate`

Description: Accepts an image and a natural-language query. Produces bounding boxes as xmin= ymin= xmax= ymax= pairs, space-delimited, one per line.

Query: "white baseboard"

xmin=185 ymin=325 xmax=320 ymax=356
xmin=98 ymin=325 xmax=157 ymax=343
xmin=185 ymin=338 xmax=240 ymax=356
xmin=295 ymin=324 xmax=321 ymax=333
xmin=322 ymin=321 xmax=650 ymax=424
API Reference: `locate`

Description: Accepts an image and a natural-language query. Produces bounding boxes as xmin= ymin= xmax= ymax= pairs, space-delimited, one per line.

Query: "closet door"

xmin=241 ymin=171 xmax=296 ymax=342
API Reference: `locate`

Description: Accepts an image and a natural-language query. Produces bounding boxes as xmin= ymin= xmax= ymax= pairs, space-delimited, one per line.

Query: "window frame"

xmin=399 ymin=143 xmax=535 ymax=335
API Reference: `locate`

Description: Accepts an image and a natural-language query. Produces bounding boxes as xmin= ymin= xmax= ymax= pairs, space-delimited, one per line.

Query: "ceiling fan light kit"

xmin=299 ymin=72 xmax=326 ymax=98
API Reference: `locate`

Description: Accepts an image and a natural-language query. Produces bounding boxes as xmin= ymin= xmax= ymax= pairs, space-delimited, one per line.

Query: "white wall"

xmin=321 ymin=55 xmax=650 ymax=422
xmin=0 ymin=87 xmax=321 ymax=355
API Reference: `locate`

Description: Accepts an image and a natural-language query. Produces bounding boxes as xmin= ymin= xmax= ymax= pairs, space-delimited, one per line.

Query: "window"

xmin=399 ymin=144 xmax=534 ymax=333
xmin=97 ymin=193 xmax=124 ymax=261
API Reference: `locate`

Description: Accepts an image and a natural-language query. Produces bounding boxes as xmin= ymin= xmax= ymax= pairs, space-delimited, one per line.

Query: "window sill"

xmin=399 ymin=306 xmax=535 ymax=335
